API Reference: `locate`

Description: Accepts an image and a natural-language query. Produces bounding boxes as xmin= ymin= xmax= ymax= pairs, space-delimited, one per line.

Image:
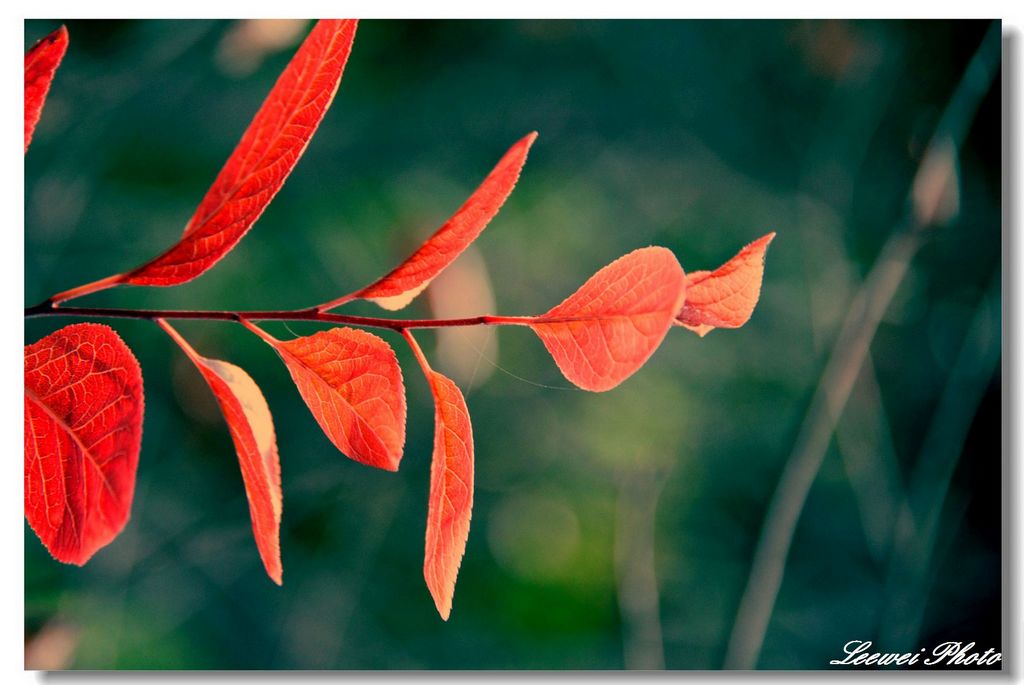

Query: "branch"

xmin=24 ymin=301 xmax=537 ymax=331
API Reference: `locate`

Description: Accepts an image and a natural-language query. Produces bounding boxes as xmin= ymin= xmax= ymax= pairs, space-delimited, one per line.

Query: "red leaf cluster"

xmin=26 ymin=20 xmax=357 ymax=575
xmin=24 ymin=20 xmax=775 ymax=619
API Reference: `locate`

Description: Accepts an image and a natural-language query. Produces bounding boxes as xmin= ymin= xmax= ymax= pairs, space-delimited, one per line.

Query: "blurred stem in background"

xmin=878 ymin=274 xmax=1001 ymax=652
xmin=614 ymin=461 xmax=671 ymax=669
xmin=724 ymin=21 xmax=1001 ymax=670
xmin=835 ymin=356 xmax=904 ymax=564
xmin=792 ymin=26 xmax=907 ymax=567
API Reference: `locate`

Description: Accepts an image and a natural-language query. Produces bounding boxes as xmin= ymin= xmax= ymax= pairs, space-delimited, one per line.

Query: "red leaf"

xmin=25 ymin=26 xmax=69 ymax=154
xmin=529 ymin=247 xmax=686 ymax=392
xmin=24 ymin=323 xmax=144 ymax=565
xmin=327 ymin=132 xmax=538 ymax=311
xmin=404 ymin=332 xmax=473 ymax=620
xmin=676 ymin=232 xmax=775 ymax=337
xmin=245 ymin=322 xmax=406 ymax=471
xmin=158 ymin=320 xmax=283 ymax=584
xmin=120 ymin=20 xmax=357 ymax=287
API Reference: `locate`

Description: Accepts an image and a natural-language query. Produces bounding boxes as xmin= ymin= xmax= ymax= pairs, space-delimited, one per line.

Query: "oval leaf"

xmin=327 ymin=132 xmax=538 ymax=311
xmin=529 ymin=247 xmax=686 ymax=392
xmin=405 ymin=332 xmax=474 ymax=620
xmin=158 ymin=320 xmax=283 ymax=585
xmin=676 ymin=232 xmax=775 ymax=337
xmin=245 ymin=322 xmax=406 ymax=471
xmin=25 ymin=25 xmax=69 ymax=153
xmin=25 ymin=323 xmax=144 ymax=565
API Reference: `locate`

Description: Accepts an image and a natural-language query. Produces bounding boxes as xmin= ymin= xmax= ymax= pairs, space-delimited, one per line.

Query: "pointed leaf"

xmin=158 ymin=320 xmax=282 ymax=584
xmin=333 ymin=132 xmax=538 ymax=311
xmin=246 ymin=323 xmax=406 ymax=471
xmin=404 ymin=332 xmax=474 ymax=620
xmin=123 ymin=19 xmax=358 ymax=286
xmin=422 ymin=370 xmax=473 ymax=621
xmin=676 ymin=232 xmax=775 ymax=337
xmin=25 ymin=25 xmax=69 ymax=153
xmin=529 ymin=247 xmax=686 ymax=392
xmin=25 ymin=323 xmax=144 ymax=565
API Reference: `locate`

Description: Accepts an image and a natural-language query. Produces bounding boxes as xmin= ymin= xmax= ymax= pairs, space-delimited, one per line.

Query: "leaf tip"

xmin=43 ymin=25 xmax=69 ymax=48
xmin=740 ymin=231 xmax=776 ymax=256
xmin=676 ymin=321 xmax=714 ymax=337
xmin=513 ymin=130 xmax=539 ymax=164
xmin=65 ymin=553 xmax=90 ymax=568
xmin=675 ymin=232 xmax=775 ymax=335
xmin=427 ymin=582 xmax=453 ymax=620
xmin=264 ymin=548 xmax=283 ymax=586
xmin=25 ymin=24 xmax=71 ymax=154
xmin=40 ymin=24 xmax=69 ymax=47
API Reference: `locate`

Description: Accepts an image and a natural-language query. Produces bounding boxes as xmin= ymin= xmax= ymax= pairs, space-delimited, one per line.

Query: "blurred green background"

xmin=24 ymin=20 xmax=1001 ymax=670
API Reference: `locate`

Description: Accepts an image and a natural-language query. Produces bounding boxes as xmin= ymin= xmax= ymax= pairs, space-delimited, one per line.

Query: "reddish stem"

xmin=401 ymin=329 xmax=432 ymax=374
xmin=24 ymin=301 xmax=539 ymax=331
xmin=47 ymin=273 xmax=126 ymax=306
xmin=315 ymin=293 xmax=354 ymax=313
